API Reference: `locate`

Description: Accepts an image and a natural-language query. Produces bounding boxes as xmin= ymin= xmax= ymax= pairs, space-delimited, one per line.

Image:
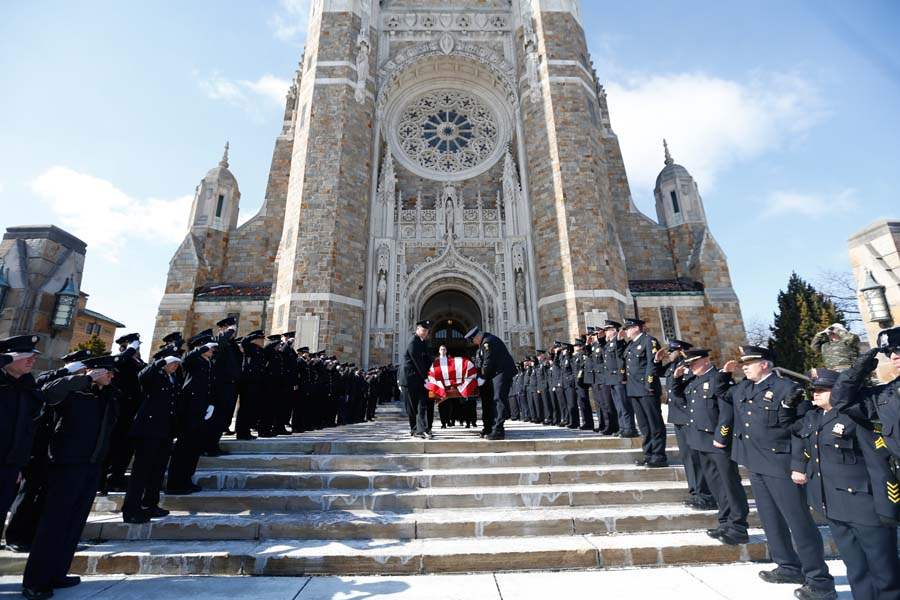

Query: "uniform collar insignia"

xmin=764 ymin=390 xmax=774 ymax=400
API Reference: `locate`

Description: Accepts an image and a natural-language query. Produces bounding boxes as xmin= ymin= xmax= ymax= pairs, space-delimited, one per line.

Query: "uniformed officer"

xmin=166 ymin=331 xmax=217 ymax=495
xmin=676 ymin=349 xmax=749 ymax=544
xmin=587 ymin=328 xmax=617 ymax=435
xmin=3 ymin=349 xmax=90 ymax=553
xmin=280 ymin=332 xmax=299 ymax=431
xmin=572 ymin=339 xmax=594 ymax=431
xmin=0 ymin=335 xmax=47 ymax=553
xmin=466 ymin=326 xmax=517 ymax=440
xmin=656 ymin=340 xmax=715 ymax=509
xmin=399 ymin=320 xmax=434 ymax=439
xmin=101 ymin=333 xmax=144 ymax=494
xmin=721 ymin=345 xmax=835 ymax=598
xmin=792 ymin=368 xmax=899 ymax=600
xmin=548 ymin=346 xmax=564 ymax=426
xmin=122 ymin=350 xmax=182 ymax=523
xmin=623 ymin=318 xmax=667 ymax=467
xmin=559 ymin=342 xmax=580 ymax=429
xmin=206 ymin=317 xmax=242 ymax=455
xmin=830 ymin=326 xmax=900 ymax=463
xmin=601 ymin=321 xmax=638 ymax=437
xmin=236 ymin=330 xmax=266 ymax=440
xmin=23 ymin=354 xmax=121 ymax=598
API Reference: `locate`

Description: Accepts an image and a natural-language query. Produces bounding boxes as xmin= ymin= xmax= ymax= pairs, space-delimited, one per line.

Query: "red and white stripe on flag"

xmin=425 ymin=355 xmax=478 ymax=398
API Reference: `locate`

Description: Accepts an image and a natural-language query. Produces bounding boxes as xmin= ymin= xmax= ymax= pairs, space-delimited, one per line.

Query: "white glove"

xmin=88 ymin=368 xmax=109 ymax=381
xmin=477 ymin=377 xmax=485 ymax=387
xmin=204 ymin=405 xmax=215 ymax=421
xmin=64 ymin=361 xmax=86 ymax=373
xmin=128 ymin=340 xmax=141 ymax=350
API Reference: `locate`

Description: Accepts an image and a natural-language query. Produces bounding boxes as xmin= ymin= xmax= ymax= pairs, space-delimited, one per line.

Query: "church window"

xmin=670 ymin=190 xmax=680 ymax=214
xmin=215 ymin=194 xmax=225 ymax=218
xmin=659 ymin=307 xmax=678 ymax=341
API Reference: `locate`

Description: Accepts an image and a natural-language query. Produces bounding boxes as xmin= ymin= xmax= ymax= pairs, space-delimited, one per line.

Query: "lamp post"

xmin=51 ymin=277 xmax=79 ymax=330
xmin=860 ymin=269 xmax=892 ymax=325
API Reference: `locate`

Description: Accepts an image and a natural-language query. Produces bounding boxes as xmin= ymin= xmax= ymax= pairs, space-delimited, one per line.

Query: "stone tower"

xmin=153 ymin=0 xmax=746 ymax=365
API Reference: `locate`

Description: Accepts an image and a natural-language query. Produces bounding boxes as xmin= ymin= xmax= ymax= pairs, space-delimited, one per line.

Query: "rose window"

xmin=396 ymin=90 xmax=500 ymax=175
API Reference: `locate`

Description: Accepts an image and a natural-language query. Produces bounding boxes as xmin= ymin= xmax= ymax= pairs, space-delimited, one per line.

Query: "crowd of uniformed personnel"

xmin=0 ymin=317 xmax=397 ymax=600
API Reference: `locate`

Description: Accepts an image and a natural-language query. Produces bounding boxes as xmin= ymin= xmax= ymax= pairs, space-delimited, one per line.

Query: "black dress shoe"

xmin=718 ymin=531 xmax=749 ymax=545
xmin=122 ymin=511 xmax=150 ymax=524
xmin=486 ymin=431 xmax=506 ymax=440
xmin=165 ymin=487 xmax=195 ymax=495
xmin=22 ymin=587 xmax=53 ymax=600
xmin=236 ymin=434 xmax=256 ymax=441
xmin=706 ymin=528 xmax=724 ymax=539
xmin=144 ymin=505 xmax=170 ymax=518
xmin=620 ymin=431 xmax=640 ymax=438
xmin=646 ymin=460 xmax=669 ymax=468
xmin=189 ymin=483 xmax=202 ymax=493
xmin=6 ymin=542 xmax=31 ymax=553
xmin=634 ymin=458 xmax=648 ymax=466
xmin=793 ymin=585 xmax=837 ymax=600
xmin=759 ymin=568 xmax=805 ymax=585
xmin=52 ymin=576 xmax=81 ymax=589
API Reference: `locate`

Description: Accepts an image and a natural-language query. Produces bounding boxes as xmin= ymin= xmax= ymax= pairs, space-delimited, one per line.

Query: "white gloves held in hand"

xmin=204 ymin=405 xmax=215 ymax=421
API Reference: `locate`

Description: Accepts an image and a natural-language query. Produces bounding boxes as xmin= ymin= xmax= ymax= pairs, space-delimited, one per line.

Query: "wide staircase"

xmin=1 ymin=404 xmax=839 ymax=576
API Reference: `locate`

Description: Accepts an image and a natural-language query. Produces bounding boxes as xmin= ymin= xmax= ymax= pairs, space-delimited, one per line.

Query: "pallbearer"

xmin=465 ymin=326 xmax=516 ymax=441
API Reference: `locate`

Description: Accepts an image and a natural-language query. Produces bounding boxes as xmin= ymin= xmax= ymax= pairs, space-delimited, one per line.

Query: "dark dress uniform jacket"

xmin=658 ymin=358 xmax=688 ymax=425
xmin=0 ymin=371 xmax=47 ymax=468
xmin=178 ymin=347 xmax=213 ymax=434
xmin=602 ymin=339 xmax=627 ymax=385
xmin=398 ymin=335 xmax=431 ymax=388
xmin=479 ymin=333 xmax=516 ymax=380
xmin=624 ymin=334 xmax=661 ymax=398
xmin=677 ymin=367 xmax=734 ymax=453
xmin=723 ymin=373 xmax=806 ymax=478
xmin=131 ymin=361 xmax=178 ymax=439
xmin=792 ymin=407 xmax=900 ymax=526
xmin=41 ymin=375 xmax=119 ymax=465
xmin=113 ymin=347 xmax=145 ymax=412
xmin=213 ymin=332 xmax=243 ymax=386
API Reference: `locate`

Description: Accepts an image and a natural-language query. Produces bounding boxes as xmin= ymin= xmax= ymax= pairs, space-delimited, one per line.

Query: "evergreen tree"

xmin=768 ymin=272 xmax=845 ymax=372
xmin=71 ymin=334 xmax=109 ymax=357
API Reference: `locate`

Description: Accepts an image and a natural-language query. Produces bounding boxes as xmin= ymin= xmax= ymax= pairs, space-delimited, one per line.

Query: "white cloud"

xmin=605 ymin=71 xmax=827 ymax=198
xmin=198 ymin=72 xmax=290 ymax=119
xmin=762 ymin=188 xmax=858 ymax=219
xmin=269 ymin=0 xmax=312 ymax=42
xmin=29 ymin=166 xmax=191 ymax=262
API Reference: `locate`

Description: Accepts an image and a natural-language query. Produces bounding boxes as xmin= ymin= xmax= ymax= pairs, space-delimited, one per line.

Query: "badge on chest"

xmin=832 ymin=422 xmax=845 ymax=436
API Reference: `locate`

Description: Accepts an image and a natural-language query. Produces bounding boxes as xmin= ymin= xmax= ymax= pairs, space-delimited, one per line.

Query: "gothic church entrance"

xmin=420 ymin=289 xmax=482 ymax=357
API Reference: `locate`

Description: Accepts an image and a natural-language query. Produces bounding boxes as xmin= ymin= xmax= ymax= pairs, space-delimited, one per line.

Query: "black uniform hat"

xmin=535 ymin=349 xmax=546 ymax=354
xmin=216 ymin=316 xmax=237 ymax=328
xmin=667 ymin=339 xmax=693 ymax=351
xmin=809 ymin=368 xmax=840 ymax=389
xmin=464 ymin=326 xmax=481 ymax=340
xmin=243 ymin=329 xmax=264 ymax=342
xmin=0 ymin=334 xmax=41 ymax=354
xmin=623 ymin=317 xmax=645 ymax=328
xmin=266 ymin=334 xmax=282 ymax=342
xmin=283 ymin=331 xmax=296 ymax=338
xmin=82 ymin=355 xmax=117 ymax=370
xmin=574 ymin=338 xmax=586 ymax=347
xmin=152 ymin=346 xmax=181 ymax=361
xmin=115 ymin=332 xmax=140 ymax=345
xmin=61 ymin=349 xmax=92 ymax=362
xmin=682 ymin=348 xmax=710 ymax=364
xmin=188 ymin=329 xmax=214 ymax=349
xmin=586 ymin=327 xmax=596 ymax=334
xmin=738 ymin=345 xmax=772 ymax=363
xmin=297 ymin=346 xmax=310 ymax=353
xmin=162 ymin=332 xmax=183 ymax=344
xmin=415 ymin=320 xmax=432 ymax=330
xmin=877 ymin=326 xmax=900 ymax=354
xmin=602 ymin=320 xmax=622 ymax=330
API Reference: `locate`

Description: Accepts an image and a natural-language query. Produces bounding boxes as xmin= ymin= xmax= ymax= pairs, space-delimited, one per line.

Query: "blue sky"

xmin=1 ymin=1 xmax=898 ymax=349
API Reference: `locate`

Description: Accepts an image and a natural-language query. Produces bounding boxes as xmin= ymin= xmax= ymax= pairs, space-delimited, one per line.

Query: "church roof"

xmin=195 ymin=282 xmax=272 ymax=300
xmin=629 ymin=278 xmax=704 ymax=295
xmin=203 ymin=142 xmax=238 ymax=189
xmin=654 ymin=139 xmax=692 ymax=189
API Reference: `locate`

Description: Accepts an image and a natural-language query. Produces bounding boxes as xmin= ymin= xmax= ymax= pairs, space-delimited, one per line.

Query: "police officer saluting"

xmin=623 ymin=318 xmax=667 ymax=467
xmin=792 ymin=368 xmax=900 ymax=600
xmin=465 ymin=326 xmax=516 ymax=440
xmin=601 ymin=321 xmax=638 ymax=437
xmin=721 ymin=346 xmax=835 ymax=599
xmin=206 ymin=316 xmax=241 ymax=456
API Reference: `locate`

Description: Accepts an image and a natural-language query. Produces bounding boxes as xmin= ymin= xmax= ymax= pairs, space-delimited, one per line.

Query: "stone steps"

xmin=81 ymin=504 xmax=764 ymax=542
xmin=0 ymin=528 xmax=842 ymax=576
xmin=94 ymin=480 xmax=748 ymax=513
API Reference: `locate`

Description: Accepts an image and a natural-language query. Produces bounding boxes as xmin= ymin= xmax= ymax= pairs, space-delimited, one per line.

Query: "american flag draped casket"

xmin=425 ymin=355 xmax=479 ymax=402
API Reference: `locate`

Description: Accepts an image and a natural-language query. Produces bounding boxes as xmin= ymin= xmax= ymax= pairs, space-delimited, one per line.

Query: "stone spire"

xmin=220 ymin=141 xmax=230 ymax=168
xmin=663 ymin=139 xmax=673 ymax=166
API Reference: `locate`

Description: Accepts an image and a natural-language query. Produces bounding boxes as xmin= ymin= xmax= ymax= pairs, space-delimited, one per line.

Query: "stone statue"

xmin=355 ymin=37 xmax=370 ymax=104
xmin=376 ymin=270 xmax=387 ymax=326
xmin=515 ymin=269 xmax=527 ymax=323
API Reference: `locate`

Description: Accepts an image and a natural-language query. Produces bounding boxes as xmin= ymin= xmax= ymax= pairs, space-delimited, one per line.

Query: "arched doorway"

xmin=420 ymin=289 xmax=482 ymax=357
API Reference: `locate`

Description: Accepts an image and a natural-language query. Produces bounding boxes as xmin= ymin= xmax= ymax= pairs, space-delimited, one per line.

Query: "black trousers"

xmin=609 ymin=384 xmax=636 ymax=433
xmin=235 ymin=384 xmax=261 ymax=437
xmin=748 ymin=471 xmax=834 ymax=591
xmin=438 ymin=399 xmax=453 ymax=426
xmin=104 ymin=401 xmax=138 ymax=483
xmin=4 ymin=465 xmax=48 ymax=548
xmin=552 ymin=388 xmax=566 ymax=424
xmin=479 ymin=379 xmax=495 ymax=434
xmin=0 ymin=464 xmax=18 ymax=541
xmin=699 ymin=450 xmax=748 ymax=536
xmin=206 ymin=383 xmax=237 ymax=451
xmin=528 ymin=390 xmax=543 ymax=422
xmin=123 ymin=436 xmax=172 ymax=514
xmin=402 ymin=385 xmax=432 ymax=434
xmin=23 ymin=464 xmax=101 ymax=591
xmin=630 ymin=395 xmax=667 ymax=462
xmin=167 ymin=429 xmax=203 ymax=490
xmin=489 ymin=373 xmax=512 ymax=433
xmin=540 ymin=389 xmax=556 ymax=424
xmin=592 ymin=383 xmax=619 ymax=434
xmin=674 ymin=424 xmax=711 ymax=500
xmin=576 ymin=385 xmax=594 ymax=430
xmin=828 ymin=518 xmax=900 ymax=600
xmin=563 ymin=386 xmax=579 ymax=428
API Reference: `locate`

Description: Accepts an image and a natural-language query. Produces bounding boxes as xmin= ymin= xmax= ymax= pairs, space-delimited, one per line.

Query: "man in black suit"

xmin=398 ymin=320 xmax=433 ymax=439
xmin=466 ymin=326 xmax=517 ymax=440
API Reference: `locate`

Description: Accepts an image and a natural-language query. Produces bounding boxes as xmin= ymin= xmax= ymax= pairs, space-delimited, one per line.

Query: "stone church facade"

xmin=152 ymin=0 xmax=746 ymax=366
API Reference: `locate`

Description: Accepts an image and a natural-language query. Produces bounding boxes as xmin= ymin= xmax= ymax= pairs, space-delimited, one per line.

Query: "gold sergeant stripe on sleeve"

xmin=888 ymin=482 xmax=900 ymax=504
xmin=875 ymin=436 xmax=887 ymax=450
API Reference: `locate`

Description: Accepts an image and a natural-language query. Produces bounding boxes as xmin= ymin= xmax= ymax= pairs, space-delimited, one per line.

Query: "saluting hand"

xmin=722 ymin=360 xmax=739 ymax=374
xmin=654 ymin=348 xmax=667 ymax=363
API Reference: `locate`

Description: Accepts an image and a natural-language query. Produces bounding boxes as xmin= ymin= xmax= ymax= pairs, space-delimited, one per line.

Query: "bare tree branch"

xmin=745 ymin=317 xmax=771 ymax=347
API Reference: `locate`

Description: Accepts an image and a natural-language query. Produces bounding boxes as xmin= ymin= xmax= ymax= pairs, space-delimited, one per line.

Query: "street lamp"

xmin=860 ymin=269 xmax=891 ymax=324
xmin=51 ymin=277 xmax=79 ymax=330
xmin=0 ymin=265 xmax=9 ymax=310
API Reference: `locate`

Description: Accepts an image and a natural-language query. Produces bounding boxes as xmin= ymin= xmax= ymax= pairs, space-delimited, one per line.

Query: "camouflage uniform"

xmin=811 ymin=329 xmax=860 ymax=371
